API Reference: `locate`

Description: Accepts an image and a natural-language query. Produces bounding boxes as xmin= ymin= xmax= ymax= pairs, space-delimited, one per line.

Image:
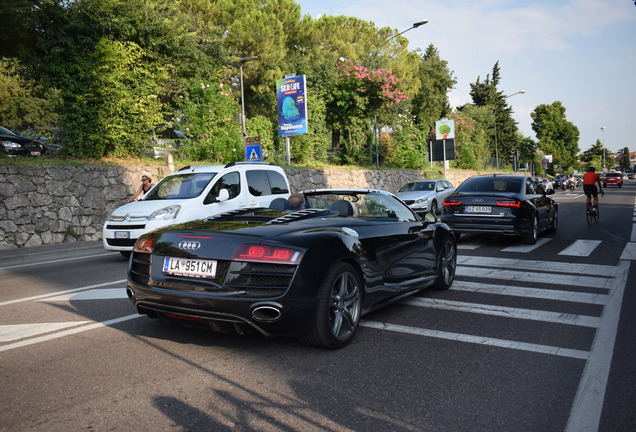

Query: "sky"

xmin=294 ymin=0 xmax=636 ymax=154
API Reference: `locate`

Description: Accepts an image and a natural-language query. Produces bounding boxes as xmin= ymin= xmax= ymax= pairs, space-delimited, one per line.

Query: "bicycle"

xmin=585 ymin=190 xmax=604 ymax=225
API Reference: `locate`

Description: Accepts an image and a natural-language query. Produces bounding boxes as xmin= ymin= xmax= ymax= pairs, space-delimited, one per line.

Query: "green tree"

xmin=469 ymin=62 xmax=523 ymax=164
xmin=531 ymin=101 xmax=580 ymax=171
xmin=619 ymin=147 xmax=631 ymax=171
xmin=0 ymin=57 xmax=59 ymax=131
xmin=411 ymin=44 xmax=456 ymax=134
xmin=326 ymin=61 xmax=409 ymax=164
xmin=581 ymin=139 xmax=606 ymax=162
xmin=174 ymin=78 xmax=243 ymax=162
xmin=61 ymin=39 xmax=165 ymax=158
xmin=448 ymin=109 xmax=490 ymax=170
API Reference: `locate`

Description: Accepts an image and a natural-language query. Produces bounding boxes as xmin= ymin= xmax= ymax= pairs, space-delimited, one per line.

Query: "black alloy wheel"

xmin=433 ymin=235 xmax=457 ymax=290
xmin=547 ymin=208 xmax=558 ymax=234
xmin=300 ymin=262 xmax=362 ymax=349
xmin=523 ymin=214 xmax=539 ymax=245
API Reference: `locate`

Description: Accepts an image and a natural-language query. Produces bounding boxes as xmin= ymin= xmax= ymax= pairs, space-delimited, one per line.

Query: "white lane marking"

xmin=566 ymin=260 xmax=630 ymax=431
xmin=0 ymin=321 xmax=91 ymax=342
xmin=451 ymin=281 xmax=608 ymax=305
xmin=558 ymin=240 xmax=602 ymax=256
xmin=403 ymin=297 xmax=600 ymax=328
xmin=501 ymin=237 xmax=552 ymax=252
xmin=456 ymin=266 xmax=609 ymax=289
xmin=360 ymin=321 xmax=589 ymax=360
xmin=0 ymin=280 xmax=127 ymax=307
xmin=621 ymin=242 xmax=636 ymax=260
xmin=457 ymin=243 xmax=482 ymax=250
xmin=0 ymin=314 xmax=142 ymax=353
xmin=0 ymin=252 xmax=118 ymax=270
xmin=458 ymin=256 xmax=617 ymax=277
xmin=40 ymin=288 xmax=128 ymax=302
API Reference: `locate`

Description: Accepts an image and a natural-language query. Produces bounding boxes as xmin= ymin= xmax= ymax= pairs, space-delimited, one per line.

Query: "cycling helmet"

xmin=588 ymin=166 xmax=596 ymax=172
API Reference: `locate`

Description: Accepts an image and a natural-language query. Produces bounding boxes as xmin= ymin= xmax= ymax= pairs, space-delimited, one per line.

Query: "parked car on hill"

xmin=0 ymin=126 xmax=43 ymax=156
xmin=396 ymin=179 xmax=455 ymax=215
xmin=103 ymin=162 xmax=291 ymax=258
xmin=143 ymin=125 xmax=187 ymax=159
xmin=126 ymin=188 xmax=457 ymax=348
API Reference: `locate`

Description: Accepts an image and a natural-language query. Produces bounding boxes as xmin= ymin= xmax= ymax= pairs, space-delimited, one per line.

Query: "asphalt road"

xmin=1 ymin=182 xmax=634 ymax=432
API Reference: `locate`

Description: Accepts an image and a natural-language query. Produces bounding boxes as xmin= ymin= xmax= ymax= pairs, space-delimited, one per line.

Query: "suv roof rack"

xmin=224 ymin=161 xmax=275 ymax=168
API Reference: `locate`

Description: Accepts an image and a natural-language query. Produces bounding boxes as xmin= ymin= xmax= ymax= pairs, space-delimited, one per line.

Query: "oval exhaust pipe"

xmin=126 ymin=287 xmax=135 ymax=302
xmin=252 ymin=305 xmax=282 ymax=323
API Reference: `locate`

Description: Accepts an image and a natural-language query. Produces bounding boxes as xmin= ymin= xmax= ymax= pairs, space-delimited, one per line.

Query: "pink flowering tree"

xmin=173 ymin=78 xmax=243 ymax=162
xmin=326 ymin=62 xmax=408 ymax=164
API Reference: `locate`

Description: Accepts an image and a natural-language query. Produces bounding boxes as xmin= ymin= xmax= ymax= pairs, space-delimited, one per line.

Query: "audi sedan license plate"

xmin=163 ymin=257 xmax=217 ymax=278
xmin=465 ymin=206 xmax=491 ymax=213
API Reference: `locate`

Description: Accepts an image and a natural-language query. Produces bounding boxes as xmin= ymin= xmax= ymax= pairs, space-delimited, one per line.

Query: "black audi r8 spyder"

xmin=442 ymin=174 xmax=558 ymax=244
xmin=127 ymin=189 xmax=457 ymax=349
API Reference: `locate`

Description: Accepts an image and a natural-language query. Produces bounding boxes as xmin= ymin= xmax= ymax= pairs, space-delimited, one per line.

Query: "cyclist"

xmin=583 ymin=166 xmax=603 ymax=214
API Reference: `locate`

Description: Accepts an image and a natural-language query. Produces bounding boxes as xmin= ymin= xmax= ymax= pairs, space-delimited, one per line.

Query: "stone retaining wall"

xmin=0 ymin=165 xmax=484 ymax=249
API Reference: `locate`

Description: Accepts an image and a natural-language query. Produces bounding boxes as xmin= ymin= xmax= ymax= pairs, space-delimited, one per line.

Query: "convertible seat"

xmin=330 ymin=200 xmax=354 ymax=216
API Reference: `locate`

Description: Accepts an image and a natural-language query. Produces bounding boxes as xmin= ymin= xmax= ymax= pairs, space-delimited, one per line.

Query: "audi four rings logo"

xmin=178 ymin=240 xmax=201 ymax=251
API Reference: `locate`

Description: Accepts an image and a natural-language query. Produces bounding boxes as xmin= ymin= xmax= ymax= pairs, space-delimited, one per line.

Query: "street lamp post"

xmin=493 ymin=89 xmax=526 ymax=171
xmin=239 ymin=56 xmax=258 ymax=137
xmin=600 ymin=126 xmax=606 ymax=172
xmin=372 ymin=20 xmax=428 ymax=169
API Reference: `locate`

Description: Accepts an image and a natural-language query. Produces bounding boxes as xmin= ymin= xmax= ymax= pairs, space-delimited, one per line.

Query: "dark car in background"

xmin=442 ymin=175 xmax=557 ymax=244
xmin=0 ymin=126 xmax=43 ymax=156
xmin=127 ymin=189 xmax=457 ymax=349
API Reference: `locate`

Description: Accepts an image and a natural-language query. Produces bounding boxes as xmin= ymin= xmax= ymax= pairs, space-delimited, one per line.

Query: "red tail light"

xmin=496 ymin=200 xmax=521 ymax=208
xmin=134 ymin=237 xmax=154 ymax=253
xmin=443 ymin=199 xmax=462 ymax=207
xmin=233 ymin=244 xmax=304 ymax=264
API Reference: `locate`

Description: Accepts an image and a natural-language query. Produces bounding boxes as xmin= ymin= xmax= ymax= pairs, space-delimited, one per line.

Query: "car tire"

xmin=523 ymin=214 xmax=539 ymax=245
xmin=547 ymin=208 xmax=558 ymax=234
xmin=299 ymin=262 xmax=361 ymax=349
xmin=430 ymin=200 xmax=438 ymax=215
xmin=432 ymin=235 xmax=457 ymax=290
xmin=603 ymin=183 xmax=607 ymax=188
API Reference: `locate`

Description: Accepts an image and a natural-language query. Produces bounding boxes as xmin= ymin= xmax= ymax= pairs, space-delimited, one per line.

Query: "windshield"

xmin=399 ymin=181 xmax=435 ymax=192
xmin=304 ymin=192 xmax=417 ymax=222
xmin=0 ymin=126 xmax=15 ymax=135
xmin=144 ymin=172 xmax=216 ymax=200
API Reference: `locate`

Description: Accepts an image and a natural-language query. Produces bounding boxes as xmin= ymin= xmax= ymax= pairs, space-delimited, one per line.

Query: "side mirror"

xmin=217 ymin=188 xmax=230 ymax=202
xmin=545 ymin=189 xmax=555 ymax=196
xmin=423 ymin=212 xmax=437 ymax=224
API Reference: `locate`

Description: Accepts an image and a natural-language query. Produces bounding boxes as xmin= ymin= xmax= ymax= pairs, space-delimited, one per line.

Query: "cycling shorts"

xmin=583 ymin=184 xmax=598 ymax=198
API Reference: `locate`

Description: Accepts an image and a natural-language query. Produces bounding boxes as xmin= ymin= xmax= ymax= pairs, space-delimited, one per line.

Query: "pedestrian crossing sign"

xmin=244 ymin=136 xmax=262 ymax=162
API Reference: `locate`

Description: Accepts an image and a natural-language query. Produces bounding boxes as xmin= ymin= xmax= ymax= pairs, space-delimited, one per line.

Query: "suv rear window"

xmin=246 ymin=170 xmax=289 ymax=196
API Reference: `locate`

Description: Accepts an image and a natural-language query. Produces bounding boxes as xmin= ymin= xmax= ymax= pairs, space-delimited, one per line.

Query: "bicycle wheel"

xmin=586 ymin=207 xmax=593 ymax=225
xmin=594 ymin=205 xmax=599 ymax=223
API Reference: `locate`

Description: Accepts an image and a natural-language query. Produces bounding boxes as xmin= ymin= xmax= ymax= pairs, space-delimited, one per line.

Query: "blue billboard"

xmin=276 ymin=75 xmax=308 ymax=136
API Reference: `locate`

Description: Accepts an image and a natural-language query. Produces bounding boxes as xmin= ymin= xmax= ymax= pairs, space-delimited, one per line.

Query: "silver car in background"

xmin=396 ymin=179 xmax=455 ymax=215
